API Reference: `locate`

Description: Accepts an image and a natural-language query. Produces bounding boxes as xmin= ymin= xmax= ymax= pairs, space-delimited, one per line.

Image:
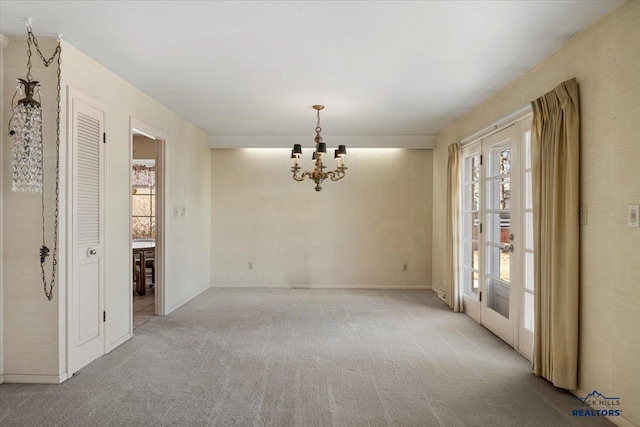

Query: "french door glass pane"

xmin=487 ymin=245 xmax=510 ymax=281
xmin=525 ymin=212 xmax=533 ymax=249
xmin=487 ymin=213 xmax=510 ymax=245
xmin=524 ymin=252 xmax=534 ymax=291
xmin=464 ymin=240 xmax=479 ymax=270
xmin=487 ymin=278 xmax=509 ymax=318
xmin=524 ymin=292 xmax=534 ymax=331
xmin=463 ymin=213 xmax=480 ymax=241
xmin=464 ymin=155 xmax=480 ymax=183
xmin=488 ymin=178 xmax=511 ymax=210
xmin=489 ymin=147 xmax=510 ymax=176
xmin=525 ymin=172 xmax=532 ymax=209
xmin=463 ymin=268 xmax=479 ymax=296
xmin=463 ymin=184 xmax=479 ymax=211
xmin=524 ymin=131 xmax=531 ymax=169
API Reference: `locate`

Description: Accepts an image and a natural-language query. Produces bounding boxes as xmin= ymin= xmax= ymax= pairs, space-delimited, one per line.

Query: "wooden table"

xmin=132 ymin=240 xmax=155 ymax=296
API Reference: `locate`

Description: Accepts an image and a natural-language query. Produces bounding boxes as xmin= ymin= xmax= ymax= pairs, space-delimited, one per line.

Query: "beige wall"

xmin=211 ymin=148 xmax=432 ymax=288
xmin=432 ymin=2 xmax=639 ymax=425
xmin=2 ymin=38 xmax=63 ymax=381
xmin=1 ymin=38 xmax=211 ymax=381
xmin=62 ymin=39 xmax=212 ymax=348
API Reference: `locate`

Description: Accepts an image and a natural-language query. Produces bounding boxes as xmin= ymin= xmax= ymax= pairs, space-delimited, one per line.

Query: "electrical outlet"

xmin=629 ymin=205 xmax=639 ymax=228
xmin=181 ymin=207 xmax=186 ymax=217
xmin=173 ymin=206 xmax=178 ymax=217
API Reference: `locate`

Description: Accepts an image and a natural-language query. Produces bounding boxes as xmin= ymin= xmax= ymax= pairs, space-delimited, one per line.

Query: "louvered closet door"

xmin=70 ymin=97 xmax=105 ymax=375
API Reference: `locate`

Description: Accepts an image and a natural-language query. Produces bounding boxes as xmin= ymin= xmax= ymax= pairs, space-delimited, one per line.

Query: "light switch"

xmin=181 ymin=207 xmax=186 ymax=217
xmin=173 ymin=206 xmax=179 ymax=217
xmin=628 ymin=205 xmax=639 ymax=228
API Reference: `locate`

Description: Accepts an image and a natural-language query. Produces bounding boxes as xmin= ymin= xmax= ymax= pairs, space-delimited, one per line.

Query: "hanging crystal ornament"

xmin=10 ymin=78 xmax=44 ymax=192
xmin=7 ymin=20 xmax=63 ymax=301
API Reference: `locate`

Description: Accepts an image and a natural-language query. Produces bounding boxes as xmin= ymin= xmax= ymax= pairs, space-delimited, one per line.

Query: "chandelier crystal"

xmin=291 ymin=105 xmax=347 ymax=191
xmin=10 ymin=78 xmax=44 ymax=192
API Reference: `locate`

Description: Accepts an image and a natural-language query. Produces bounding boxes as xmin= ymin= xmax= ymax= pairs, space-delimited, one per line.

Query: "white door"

xmin=459 ymin=116 xmax=534 ymax=359
xmin=480 ymin=126 xmax=517 ymax=346
xmin=460 ymin=144 xmax=481 ymax=322
xmin=69 ymin=96 xmax=105 ymax=374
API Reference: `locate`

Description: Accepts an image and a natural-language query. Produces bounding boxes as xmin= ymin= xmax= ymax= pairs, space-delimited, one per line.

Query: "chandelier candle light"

xmin=291 ymin=105 xmax=347 ymax=192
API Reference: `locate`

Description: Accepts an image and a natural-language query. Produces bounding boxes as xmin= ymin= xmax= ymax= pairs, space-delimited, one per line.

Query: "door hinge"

xmin=480 ymin=155 xmax=483 ymax=165
xmin=480 ymin=223 xmax=483 ymax=234
xmin=103 ymin=133 xmax=106 ymax=144
xmin=103 ymin=311 xmax=106 ymax=322
xmin=479 ymin=291 xmax=482 ymax=302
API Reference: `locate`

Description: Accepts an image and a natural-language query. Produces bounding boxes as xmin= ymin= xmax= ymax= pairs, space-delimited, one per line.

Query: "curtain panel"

xmin=446 ymin=143 xmax=461 ymax=312
xmin=531 ymin=78 xmax=580 ymax=389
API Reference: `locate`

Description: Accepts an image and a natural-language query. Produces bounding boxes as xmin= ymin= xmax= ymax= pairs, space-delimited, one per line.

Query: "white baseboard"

xmin=166 ymin=284 xmax=211 ymax=314
xmin=3 ymin=372 xmax=68 ymax=384
xmin=572 ymin=388 xmax=635 ymax=427
xmin=210 ymin=284 xmax=432 ymax=290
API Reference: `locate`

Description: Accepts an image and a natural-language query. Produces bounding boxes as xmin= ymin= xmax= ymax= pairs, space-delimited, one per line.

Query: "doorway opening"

xmin=131 ymin=123 xmax=165 ymax=330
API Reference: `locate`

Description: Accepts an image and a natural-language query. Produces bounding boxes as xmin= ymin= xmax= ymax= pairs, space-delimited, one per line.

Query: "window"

xmin=132 ymin=160 xmax=155 ymax=240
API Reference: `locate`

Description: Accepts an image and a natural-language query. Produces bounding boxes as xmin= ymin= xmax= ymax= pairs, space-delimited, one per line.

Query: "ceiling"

xmin=0 ymin=1 xmax=623 ymax=148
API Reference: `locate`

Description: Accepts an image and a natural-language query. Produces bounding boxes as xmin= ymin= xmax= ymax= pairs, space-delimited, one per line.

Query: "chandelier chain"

xmin=26 ymin=26 xmax=62 ymax=301
xmin=315 ymin=108 xmax=321 ymax=134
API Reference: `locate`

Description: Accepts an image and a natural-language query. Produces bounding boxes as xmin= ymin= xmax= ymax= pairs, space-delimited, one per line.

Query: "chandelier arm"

xmin=291 ymin=167 xmax=306 ymax=182
xmin=328 ymin=170 xmax=346 ymax=181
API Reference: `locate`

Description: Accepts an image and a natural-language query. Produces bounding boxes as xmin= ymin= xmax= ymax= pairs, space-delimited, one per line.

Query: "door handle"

xmin=87 ymin=248 xmax=97 ymax=257
xmin=502 ymin=243 xmax=514 ymax=253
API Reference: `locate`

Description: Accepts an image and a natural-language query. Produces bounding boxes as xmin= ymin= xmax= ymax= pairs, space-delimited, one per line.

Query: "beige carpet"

xmin=0 ymin=288 xmax=611 ymax=426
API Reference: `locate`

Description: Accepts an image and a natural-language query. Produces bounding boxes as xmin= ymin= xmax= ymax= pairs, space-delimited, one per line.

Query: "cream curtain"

xmin=446 ymin=143 xmax=461 ymax=312
xmin=531 ymin=78 xmax=580 ymax=389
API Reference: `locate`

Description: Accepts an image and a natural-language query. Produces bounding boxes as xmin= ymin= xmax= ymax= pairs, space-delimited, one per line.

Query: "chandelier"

xmin=8 ymin=21 xmax=62 ymax=301
xmin=291 ymin=105 xmax=347 ymax=191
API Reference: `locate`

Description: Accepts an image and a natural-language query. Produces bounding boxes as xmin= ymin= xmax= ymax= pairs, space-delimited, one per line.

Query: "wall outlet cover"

xmin=629 ymin=205 xmax=639 ymax=227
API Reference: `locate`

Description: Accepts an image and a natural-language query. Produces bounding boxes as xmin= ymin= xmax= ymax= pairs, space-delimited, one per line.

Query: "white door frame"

xmin=129 ymin=118 xmax=168 ymax=331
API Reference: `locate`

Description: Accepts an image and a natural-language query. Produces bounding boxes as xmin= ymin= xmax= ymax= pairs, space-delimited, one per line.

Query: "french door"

xmin=460 ymin=116 xmax=534 ymax=358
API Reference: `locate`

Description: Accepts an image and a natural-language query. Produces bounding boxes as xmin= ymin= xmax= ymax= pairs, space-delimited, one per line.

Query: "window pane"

xmin=525 ymin=212 xmax=533 ymax=250
xmin=132 ymin=217 xmax=153 ymax=239
xmin=132 ymin=194 xmax=152 ymax=216
xmin=463 ymin=268 xmax=479 ymax=297
xmin=525 ymin=172 xmax=532 ymax=209
xmin=463 ymin=213 xmax=480 ymax=240
xmin=524 ymin=292 xmax=534 ymax=331
xmin=489 ymin=146 xmax=510 ymax=177
xmin=464 ymin=155 xmax=480 ymax=184
xmin=150 ymin=217 xmax=156 ymax=239
xmin=462 ymin=240 xmax=480 ymax=270
xmin=525 ymin=252 xmax=534 ymax=291
xmin=463 ymin=183 xmax=479 ymax=211
xmin=487 ymin=178 xmax=510 ymax=210
xmin=524 ymin=131 xmax=531 ymax=170
xmin=487 ymin=213 xmax=510 ymax=245
xmin=487 ymin=277 xmax=509 ymax=318
xmin=487 ymin=245 xmax=510 ymax=281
